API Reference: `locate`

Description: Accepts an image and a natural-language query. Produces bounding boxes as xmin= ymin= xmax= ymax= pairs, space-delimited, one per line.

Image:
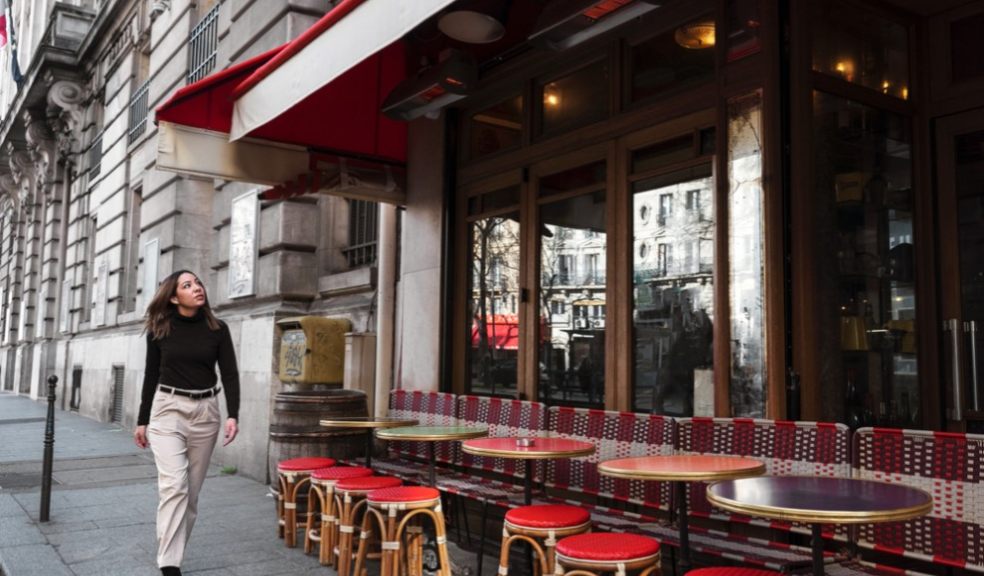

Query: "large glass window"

xmin=539 ymin=164 xmax=607 ymax=407
xmin=466 ymin=187 xmax=522 ymax=397
xmin=812 ymin=92 xmax=916 ymax=427
xmin=728 ymin=92 xmax=767 ymax=417
xmin=812 ymin=0 xmax=909 ymax=99
xmin=633 ymin=164 xmax=715 ymax=415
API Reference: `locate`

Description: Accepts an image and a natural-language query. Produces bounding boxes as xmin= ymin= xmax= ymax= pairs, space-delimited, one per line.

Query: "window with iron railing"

xmin=127 ymin=79 xmax=150 ymax=145
xmin=87 ymin=133 xmax=103 ymax=179
xmin=343 ymin=199 xmax=379 ymax=268
xmin=187 ymin=4 xmax=219 ymax=84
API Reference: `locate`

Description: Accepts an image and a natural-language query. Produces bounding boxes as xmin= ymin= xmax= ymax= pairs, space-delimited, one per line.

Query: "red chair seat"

xmin=277 ymin=457 xmax=336 ymax=472
xmin=311 ymin=466 xmax=373 ymax=481
xmin=686 ymin=569 xmax=780 ymax=576
xmin=335 ymin=476 xmax=402 ymax=492
xmin=505 ymin=505 xmax=590 ymax=529
xmin=368 ymin=486 xmax=441 ymax=503
xmin=556 ymin=533 xmax=660 ymax=562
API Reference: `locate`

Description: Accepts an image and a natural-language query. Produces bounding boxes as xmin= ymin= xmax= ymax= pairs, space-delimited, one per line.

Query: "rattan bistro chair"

xmin=553 ymin=533 xmax=661 ymax=576
xmin=276 ymin=456 xmax=336 ymax=547
xmin=499 ymin=504 xmax=591 ymax=576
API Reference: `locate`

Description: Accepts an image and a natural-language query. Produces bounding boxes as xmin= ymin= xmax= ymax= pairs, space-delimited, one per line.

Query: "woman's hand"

xmin=134 ymin=425 xmax=149 ymax=449
xmin=223 ymin=418 xmax=238 ymax=446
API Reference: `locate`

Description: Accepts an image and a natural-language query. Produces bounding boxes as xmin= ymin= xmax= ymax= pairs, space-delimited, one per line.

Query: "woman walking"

xmin=133 ymin=270 xmax=240 ymax=576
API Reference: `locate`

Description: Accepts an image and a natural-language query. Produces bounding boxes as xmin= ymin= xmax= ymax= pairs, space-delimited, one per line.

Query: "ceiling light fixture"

xmin=674 ymin=20 xmax=715 ymax=49
xmin=438 ymin=9 xmax=505 ymax=44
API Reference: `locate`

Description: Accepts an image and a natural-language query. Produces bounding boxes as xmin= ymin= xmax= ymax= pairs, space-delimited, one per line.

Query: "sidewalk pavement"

xmin=0 ymin=392 xmax=486 ymax=576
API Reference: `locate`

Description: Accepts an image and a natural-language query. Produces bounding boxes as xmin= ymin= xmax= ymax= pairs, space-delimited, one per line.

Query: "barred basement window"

xmin=111 ymin=365 xmax=124 ymax=423
xmin=127 ymin=79 xmax=150 ymax=144
xmin=343 ymin=199 xmax=378 ymax=268
xmin=70 ymin=366 xmax=82 ymax=411
xmin=187 ymin=4 xmax=219 ymax=84
xmin=87 ymin=133 xmax=103 ymax=179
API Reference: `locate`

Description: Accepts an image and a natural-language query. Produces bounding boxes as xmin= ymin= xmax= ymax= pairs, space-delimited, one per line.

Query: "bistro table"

xmin=319 ymin=416 xmax=418 ymax=468
xmin=376 ymin=425 xmax=488 ymax=486
xmin=706 ymin=476 xmax=933 ymax=576
xmin=599 ymin=454 xmax=765 ymax=574
xmin=460 ymin=437 xmax=595 ymax=505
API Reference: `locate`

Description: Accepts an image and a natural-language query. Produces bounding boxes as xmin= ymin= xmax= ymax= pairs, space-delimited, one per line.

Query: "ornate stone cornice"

xmin=23 ymin=110 xmax=57 ymax=203
xmin=6 ymin=142 xmax=36 ymax=210
xmin=46 ymin=78 xmax=86 ymax=162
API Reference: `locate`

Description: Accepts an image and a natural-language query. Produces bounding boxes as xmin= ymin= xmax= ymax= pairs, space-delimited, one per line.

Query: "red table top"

xmin=598 ymin=455 xmax=766 ymax=481
xmin=706 ymin=476 xmax=933 ymax=524
xmin=461 ymin=437 xmax=595 ymax=459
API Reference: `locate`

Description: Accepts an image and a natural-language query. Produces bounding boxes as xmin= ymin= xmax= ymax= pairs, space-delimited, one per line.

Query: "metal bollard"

xmin=40 ymin=375 xmax=57 ymax=522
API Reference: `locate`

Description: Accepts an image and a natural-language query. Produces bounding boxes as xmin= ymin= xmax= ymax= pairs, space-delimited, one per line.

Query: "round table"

xmin=319 ymin=416 xmax=418 ymax=468
xmin=599 ymin=454 xmax=765 ymax=574
xmin=706 ymin=476 xmax=933 ymax=576
xmin=461 ymin=437 xmax=595 ymax=505
xmin=376 ymin=425 xmax=488 ymax=486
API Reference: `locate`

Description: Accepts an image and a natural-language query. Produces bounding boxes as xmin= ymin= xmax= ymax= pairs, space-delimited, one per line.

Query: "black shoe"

xmin=161 ymin=567 xmax=182 ymax=576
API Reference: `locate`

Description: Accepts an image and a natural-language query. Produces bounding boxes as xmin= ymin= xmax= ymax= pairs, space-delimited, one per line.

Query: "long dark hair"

xmin=144 ymin=269 xmax=220 ymax=340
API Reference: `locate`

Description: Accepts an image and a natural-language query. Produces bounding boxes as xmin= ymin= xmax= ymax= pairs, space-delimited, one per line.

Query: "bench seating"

xmin=835 ymin=427 xmax=984 ymax=575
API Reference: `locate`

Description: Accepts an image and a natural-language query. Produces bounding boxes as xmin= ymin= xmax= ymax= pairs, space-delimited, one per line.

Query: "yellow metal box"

xmin=277 ymin=316 xmax=351 ymax=385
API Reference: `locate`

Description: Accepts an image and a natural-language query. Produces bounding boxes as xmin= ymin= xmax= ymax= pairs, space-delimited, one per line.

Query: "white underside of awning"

xmin=157 ymin=121 xmax=310 ymax=185
xmin=229 ymin=0 xmax=455 ymax=141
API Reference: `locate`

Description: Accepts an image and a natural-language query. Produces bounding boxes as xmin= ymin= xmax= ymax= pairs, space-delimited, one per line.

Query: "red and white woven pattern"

xmin=825 ymin=558 xmax=934 ymax=576
xmin=387 ymin=389 xmax=459 ymax=464
xmin=545 ymin=407 xmax=675 ymax=511
xmin=457 ymin=395 xmax=547 ymax=478
xmin=853 ymin=427 xmax=984 ymax=572
xmin=677 ymin=417 xmax=851 ymax=537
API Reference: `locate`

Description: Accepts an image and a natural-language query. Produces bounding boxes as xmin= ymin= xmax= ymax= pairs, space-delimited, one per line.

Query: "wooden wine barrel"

xmin=268 ymin=389 xmax=368 ymax=486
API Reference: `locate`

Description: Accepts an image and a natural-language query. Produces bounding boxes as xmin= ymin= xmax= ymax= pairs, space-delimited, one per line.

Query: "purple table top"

xmin=706 ymin=476 xmax=932 ymax=524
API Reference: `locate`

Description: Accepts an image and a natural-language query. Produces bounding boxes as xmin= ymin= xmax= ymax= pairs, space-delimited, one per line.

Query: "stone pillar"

xmin=6 ymin=144 xmax=34 ymax=394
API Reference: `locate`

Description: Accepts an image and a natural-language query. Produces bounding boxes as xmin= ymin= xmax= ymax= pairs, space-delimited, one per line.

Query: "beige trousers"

xmin=147 ymin=388 xmax=221 ymax=568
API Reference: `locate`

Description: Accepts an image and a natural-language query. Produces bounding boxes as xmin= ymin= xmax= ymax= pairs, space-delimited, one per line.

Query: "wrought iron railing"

xmin=127 ymin=79 xmax=150 ymax=145
xmin=187 ymin=4 xmax=219 ymax=84
xmin=87 ymin=133 xmax=103 ymax=179
xmin=342 ymin=199 xmax=379 ymax=268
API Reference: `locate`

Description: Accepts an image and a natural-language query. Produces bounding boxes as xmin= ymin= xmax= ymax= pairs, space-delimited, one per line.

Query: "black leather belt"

xmin=159 ymin=385 xmax=221 ymax=399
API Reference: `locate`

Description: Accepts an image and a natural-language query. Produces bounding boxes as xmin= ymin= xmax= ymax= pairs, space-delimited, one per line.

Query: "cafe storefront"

xmin=158 ymin=0 xmax=984 ymax=433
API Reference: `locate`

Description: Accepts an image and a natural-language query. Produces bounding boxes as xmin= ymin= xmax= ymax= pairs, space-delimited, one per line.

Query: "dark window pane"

xmin=539 ymin=60 xmax=609 ymax=135
xmin=630 ymin=15 xmax=715 ymax=103
xmin=951 ymin=13 xmax=984 ymax=83
xmin=467 ymin=185 xmax=521 ymax=217
xmin=469 ymin=95 xmax=523 ymax=159
xmin=467 ymin=213 xmax=521 ymax=397
xmin=632 ymin=134 xmax=694 ymax=173
xmin=727 ymin=0 xmax=762 ymax=62
xmin=540 ymin=160 xmax=606 ymax=197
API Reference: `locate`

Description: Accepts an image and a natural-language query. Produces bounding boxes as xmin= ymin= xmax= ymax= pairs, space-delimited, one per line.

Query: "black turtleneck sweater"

xmin=138 ymin=310 xmax=240 ymax=426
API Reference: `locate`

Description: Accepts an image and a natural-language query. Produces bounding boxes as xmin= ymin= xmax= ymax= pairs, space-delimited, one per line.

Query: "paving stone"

xmin=0 ymin=544 xmax=74 ymax=576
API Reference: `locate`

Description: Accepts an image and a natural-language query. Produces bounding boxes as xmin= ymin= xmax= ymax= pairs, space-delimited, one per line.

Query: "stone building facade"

xmin=0 ymin=0 xmax=405 ymax=482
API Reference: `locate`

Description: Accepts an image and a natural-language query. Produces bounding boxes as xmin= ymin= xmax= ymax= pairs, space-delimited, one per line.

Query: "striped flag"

xmin=0 ymin=0 xmax=8 ymax=49
xmin=1 ymin=0 xmax=22 ymax=85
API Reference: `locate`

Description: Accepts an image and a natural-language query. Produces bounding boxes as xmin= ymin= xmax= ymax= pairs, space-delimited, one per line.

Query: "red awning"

xmin=152 ymin=0 xmax=453 ymax=202
xmin=472 ymin=315 xmax=522 ymax=351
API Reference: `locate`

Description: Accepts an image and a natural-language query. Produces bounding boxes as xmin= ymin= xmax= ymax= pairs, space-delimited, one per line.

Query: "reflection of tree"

xmin=470 ymin=216 xmax=521 ymax=393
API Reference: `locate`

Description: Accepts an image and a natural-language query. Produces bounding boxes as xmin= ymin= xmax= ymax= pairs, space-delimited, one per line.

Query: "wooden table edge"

xmin=319 ymin=418 xmax=418 ymax=428
xmin=375 ymin=428 xmax=489 ymax=441
xmin=704 ymin=485 xmax=934 ymax=524
xmin=461 ymin=443 xmax=596 ymax=459
xmin=598 ymin=460 xmax=766 ymax=482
